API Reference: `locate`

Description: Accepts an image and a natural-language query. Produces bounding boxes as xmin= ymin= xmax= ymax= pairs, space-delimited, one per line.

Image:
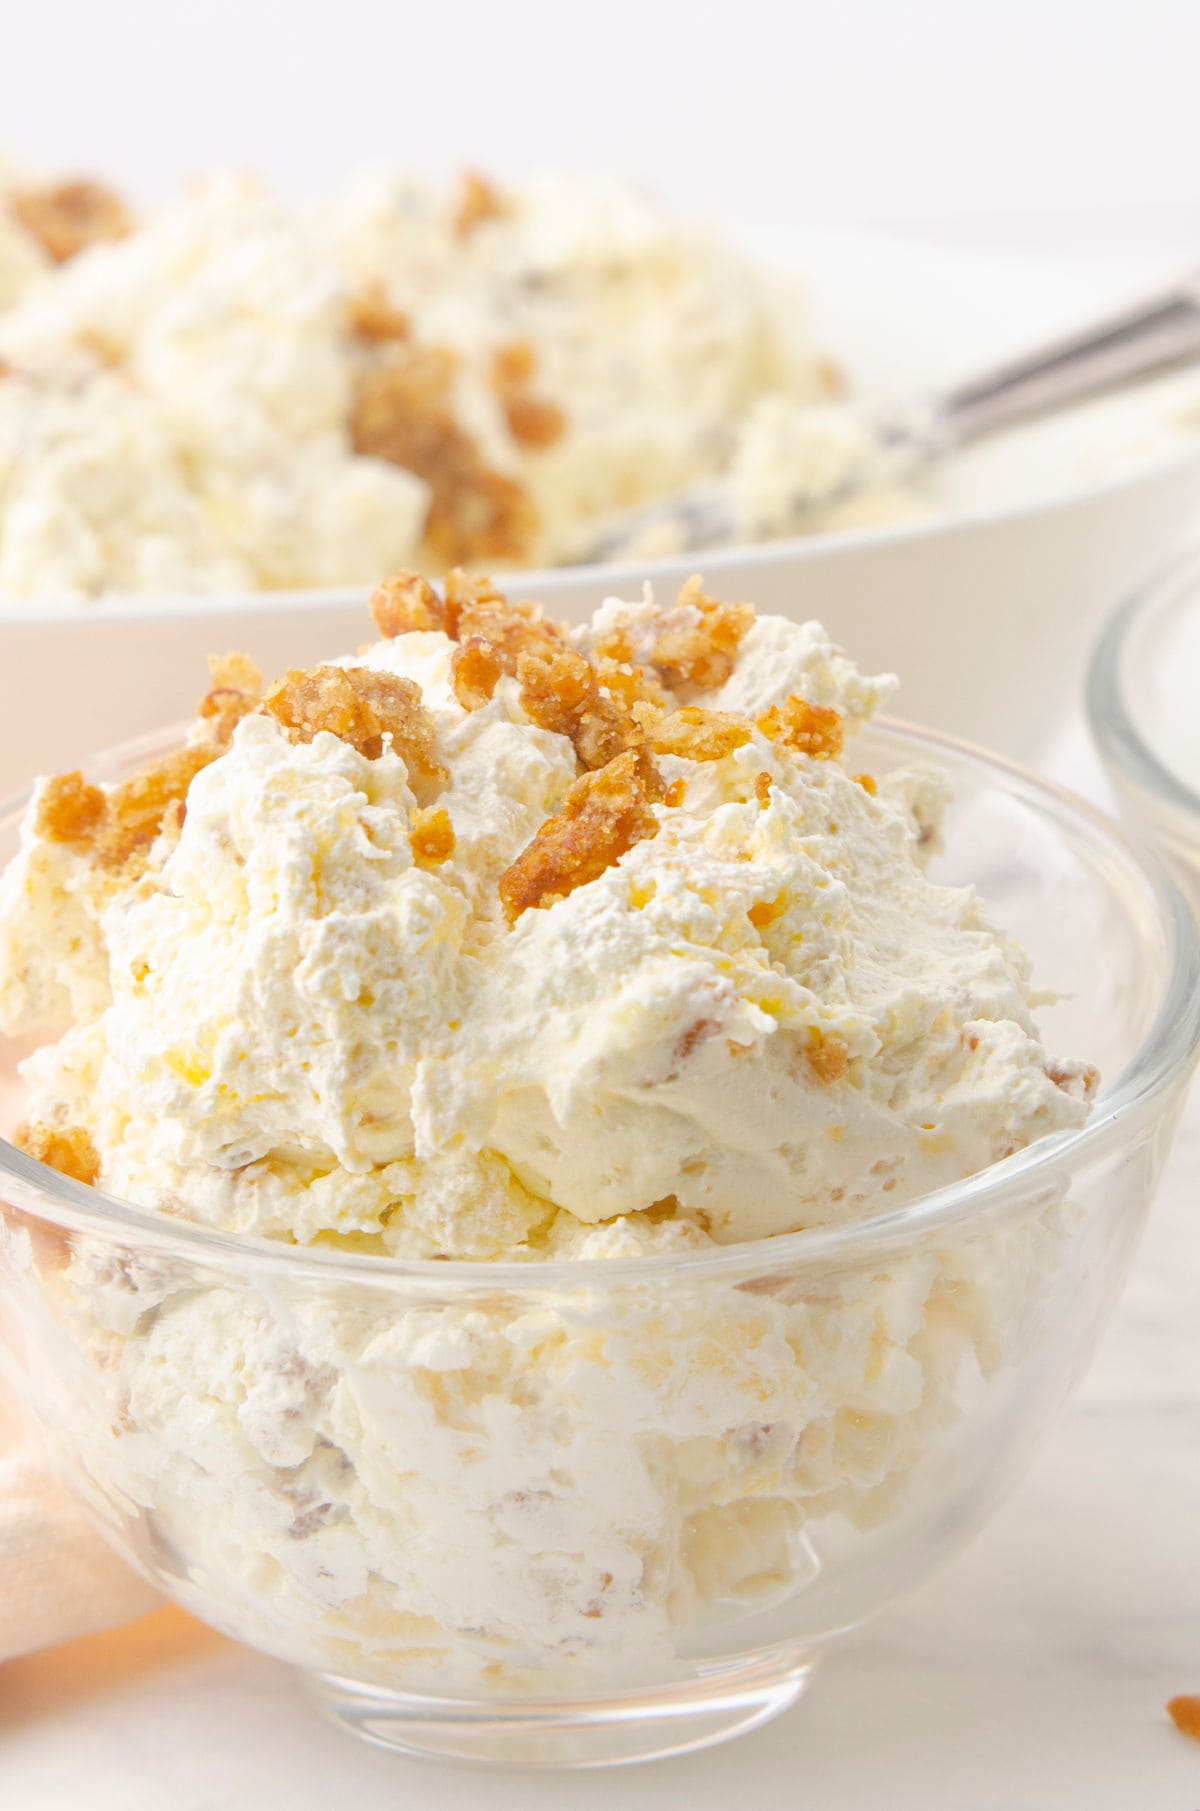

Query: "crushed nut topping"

xmin=15 ymin=1120 xmax=100 ymax=1186
xmin=346 ymin=281 xmax=411 ymax=345
xmin=651 ymin=577 xmax=754 ymax=693
xmin=11 ymin=179 xmax=131 ymax=263
xmin=349 ymin=346 xmax=537 ymax=566
xmin=806 ymin=1029 xmax=850 ymax=1084
xmin=499 ymin=748 xmax=665 ymax=922
xmin=758 ymin=695 xmax=844 ymax=762
xmin=370 ymin=570 xmax=446 ymax=638
xmin=1168 ymin=1696 xmax=1200 ymax=1742
xmin=647 ymin=706 xmax=751 ymax=762
xmin=454 ymin=169 xmax=507 ymax=237
xmin=263 ymin=665 xmax=447 ymax=784
xmin=409 ymin=805 xmax=456 ymax=866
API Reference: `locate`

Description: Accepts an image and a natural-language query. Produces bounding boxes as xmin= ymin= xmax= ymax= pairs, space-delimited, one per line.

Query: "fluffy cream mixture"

xmin=0 ymin=163 xmax=911 ymax=602
xmin=0 ymin=577 xmax=1095 ymax=1690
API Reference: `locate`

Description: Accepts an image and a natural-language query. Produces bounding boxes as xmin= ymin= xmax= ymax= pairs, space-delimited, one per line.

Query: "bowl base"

xmin=303 ymin=1648 xmax=818 ymax=1769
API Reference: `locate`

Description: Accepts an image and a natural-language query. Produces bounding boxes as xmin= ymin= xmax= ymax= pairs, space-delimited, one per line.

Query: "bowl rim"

xmin=1087 ymin=541 xmax=1200 ymax=823
xmin=1 ymin=716 xmax=1197 ymax=1286
xmin=3 ymin=431 xmax=1200 ymax=628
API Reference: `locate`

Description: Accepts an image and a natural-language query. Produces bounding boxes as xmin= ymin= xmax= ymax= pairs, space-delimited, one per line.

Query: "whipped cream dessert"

xmin=0 ymin=573 xmax=1094 ymax=1690
xmin=0 ymin=164 xmax=914 ymax=602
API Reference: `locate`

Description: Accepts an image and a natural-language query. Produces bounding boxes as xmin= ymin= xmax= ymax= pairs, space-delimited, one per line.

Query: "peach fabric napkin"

xmin=0 ymin=1411 xmax=159 ymax=1664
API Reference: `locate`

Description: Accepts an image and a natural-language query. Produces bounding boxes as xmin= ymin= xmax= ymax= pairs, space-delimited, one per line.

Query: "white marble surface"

xmin=2 ymin=727 xmax=1200 ymax=1807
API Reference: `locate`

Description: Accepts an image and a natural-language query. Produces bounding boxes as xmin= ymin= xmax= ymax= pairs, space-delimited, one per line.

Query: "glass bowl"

xmin=1087 ymin=545 xmax=1200 ymax=902
xmin=0 ymin=721 xmax=1196 ymax=1771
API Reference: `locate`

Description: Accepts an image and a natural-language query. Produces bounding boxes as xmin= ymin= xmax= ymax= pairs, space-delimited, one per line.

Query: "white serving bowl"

xmin=3 ymin=229 xmax=1200 ymax=796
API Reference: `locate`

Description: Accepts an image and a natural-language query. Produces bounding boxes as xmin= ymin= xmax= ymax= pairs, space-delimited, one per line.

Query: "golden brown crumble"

xmin=663 ymin=777 xmax=687 ymax=808
xmin=650 ymin=577 xmax=754 ymax=693
xmin=516 ymin=645 xmax=639 ymax=772
xmin=499 ymin=747 xmax=665 ymax=922
xmin=450 ymin=637 xmax=505 ymax=709
xmin=852 ymin=772 xmax=877 ymax=795
xmin=38 ymin=747 xmax=215 ymax=876
xmin=647 ymin=706 xmax=751 ymax=762
xmin=490 ymin=339 xmax=565 ymax=450
xmin=346 ymin=282 xmax=411 ymax=345
xmin=369 ymin=570 xmax=446 ymax=638
xmin=593 ymin=653 xmax=671 ymax=715
xmin=755 ymin=770 xmax=773 ymax=806
xmin=349 ymin=346 xmax=537 ymax=566
xmin=1168 ymin=1696 xmax=1200 ymax=1741
xmin=198 ymin=651 xmax=264 ymax=747
xmin=409 ymin=805 xmax=456 ymax=866
xmin=758 ymin=695 xmax=845 ymax=762
xmin=454 ymin=169 xmax=508 ymax=236
xmin=263 ymin=665 xmax=447 ymax=784
xmin=503 ymin=390 xmax=567 ymax=451
xmin=101 ymin=749 xmax=216 ymax=870
xmin=15 ymin=1120 xmax=100 ymax=1187
xmin=11 ymin=179 xmax=131 ymax=263
xmin=806 ymin=1030 xmax=850 ymax=1084
xmin=36 ymin=771 xmax=105 ymax=845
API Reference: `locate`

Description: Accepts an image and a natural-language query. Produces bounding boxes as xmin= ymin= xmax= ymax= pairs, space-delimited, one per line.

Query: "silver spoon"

xmin=575 ymin=273 xmax=1200 ymax=564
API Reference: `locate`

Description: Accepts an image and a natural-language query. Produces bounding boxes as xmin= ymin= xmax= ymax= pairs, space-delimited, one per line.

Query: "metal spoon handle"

xmin=937 ymin=275 xmax=1200 ymax=447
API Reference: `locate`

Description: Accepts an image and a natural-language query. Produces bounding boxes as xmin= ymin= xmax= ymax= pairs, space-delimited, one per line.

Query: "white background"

xmin=2 ymin=0 xmax=1199 ymax=240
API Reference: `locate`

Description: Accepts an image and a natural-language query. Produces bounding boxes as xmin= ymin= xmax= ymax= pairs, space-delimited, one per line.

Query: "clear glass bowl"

xmin=0 ymin=722 xmax=1197 ymax=1770
xmin=1087 ymin=545 xmax=1200 ymax=901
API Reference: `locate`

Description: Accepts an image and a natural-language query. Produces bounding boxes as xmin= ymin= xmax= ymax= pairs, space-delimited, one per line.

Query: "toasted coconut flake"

xmin=15 ymin=1120 xmax=100 ymax=1186
xmin=11 ymin=179 xmax=131 ymax=263
xmin=648 ymin=706 xmax=752 ymax=761
xmin=758 ymin=695 xmax=844 ymax=761
xmin=370 ymin=570 xmax=446 ymax=638
xmin=499 ymin=748 xmax=665 ymax=922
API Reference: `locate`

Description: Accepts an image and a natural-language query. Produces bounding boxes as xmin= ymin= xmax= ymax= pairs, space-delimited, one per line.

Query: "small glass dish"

xmin=1087 ymin=546 xmax=1200 ymax=899
xmin=0 ymin=721 xmax=1197 ymax=1771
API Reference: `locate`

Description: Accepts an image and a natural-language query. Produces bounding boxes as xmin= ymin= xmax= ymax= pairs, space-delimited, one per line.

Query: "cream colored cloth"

xmin=0 ymin=1440 xmax=160 ymax=1663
